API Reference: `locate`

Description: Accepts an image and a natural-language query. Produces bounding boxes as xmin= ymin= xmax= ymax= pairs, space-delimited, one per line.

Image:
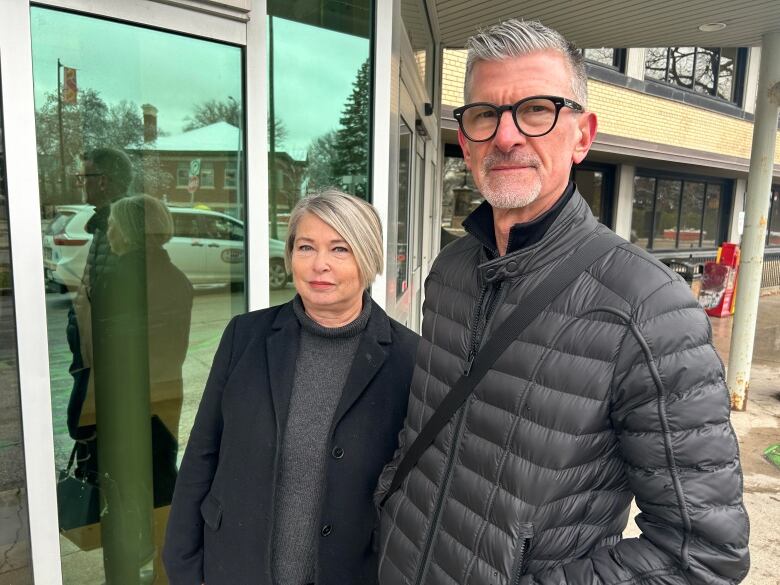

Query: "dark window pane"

xmin=668 ymin=47 xmax=695 ymax=89
xmin=653 ymin=179 xmax=682 ymax=249
xmin=267 ymin=2 xmax=371 ymax=305
xmin=769 ymin=189 xmax=780 ymax=246
xmin=31 ymin=8 xmax=245 ymax=582
xmin=645 ymin=48 xmax=669 ymax=81
xmin=396 ymin=121 xmax=412 ymax=299
xmin=718 ymin=48 xmax=737 ymax=101
xmin=632 ymin=176 xmax=656 ymax=248
xmin=0 ymin=71 xmax=35 ymax=585
xmin=440 ymin=156 xmax=479 ymax=248
xmin=583 ymin=48 xmax=615 ymax=67
xmin=574 ymin=169 xmax=603 ymax=221
xmin=679 ymin=181 xmax=706 ymax=247
xmin=702 ymin=183 xmax=722 ymax=248
xmin=693 ymin=48 xmax=717 ymax=96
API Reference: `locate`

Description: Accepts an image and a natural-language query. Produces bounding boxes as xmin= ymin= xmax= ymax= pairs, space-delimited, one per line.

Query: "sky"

xmin=30 ymin=7 xmax=369 ymax=158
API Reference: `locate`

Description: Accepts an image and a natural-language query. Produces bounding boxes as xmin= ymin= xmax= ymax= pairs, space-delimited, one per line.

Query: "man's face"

xmin=81 ymin=160 xmax=108 ymax=207
xmin=458 ymin=50 xmax=597 ymax=212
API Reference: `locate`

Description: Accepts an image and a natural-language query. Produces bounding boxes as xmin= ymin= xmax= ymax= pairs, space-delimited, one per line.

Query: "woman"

xmin=164 ymin=191 xmax=419 ymax=585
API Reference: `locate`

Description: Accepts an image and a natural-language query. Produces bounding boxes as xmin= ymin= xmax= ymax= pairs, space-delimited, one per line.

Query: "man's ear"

xmin=457 ymin=128 xmax=473 ymax=171
xmin=572 ymin=111 xmax=597 ymax=165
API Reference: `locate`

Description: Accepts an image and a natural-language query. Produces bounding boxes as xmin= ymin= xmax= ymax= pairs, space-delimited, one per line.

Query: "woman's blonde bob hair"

xmin=110 ymin=194 xmax=174 ymax=251
xmin=285 ymin=190 xmax=384 ymax=290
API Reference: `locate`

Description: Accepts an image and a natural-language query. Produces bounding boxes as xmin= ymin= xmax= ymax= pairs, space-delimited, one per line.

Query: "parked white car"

xmin=43 ymin=204 xmax=290 ymax=292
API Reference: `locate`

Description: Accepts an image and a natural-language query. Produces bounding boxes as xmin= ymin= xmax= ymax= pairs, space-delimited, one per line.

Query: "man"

xmin=375 ymin=20 xmax=749 ymax=585
xmin=66 ymin=147 xmax=133 ymax=438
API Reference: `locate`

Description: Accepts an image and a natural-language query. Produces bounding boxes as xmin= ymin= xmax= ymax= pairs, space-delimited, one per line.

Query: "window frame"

xmin=582 ymin=48 xmax=626 ymax=72
xmin=634 ymin=168 xmax=732 ymax=251
xmin=643 ymin=46 xmax=748 ymax=106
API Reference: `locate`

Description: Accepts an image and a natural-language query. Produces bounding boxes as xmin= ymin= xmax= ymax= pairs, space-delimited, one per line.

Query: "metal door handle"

xmin=207 ymin=243 xmax=220 ymax=248
xmin=191 ymin=242 xmax=204 ymax=247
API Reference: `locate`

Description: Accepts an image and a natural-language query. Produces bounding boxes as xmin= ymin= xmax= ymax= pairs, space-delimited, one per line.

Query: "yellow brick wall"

xmin=441 ymin=49 xmax=780 ymax=166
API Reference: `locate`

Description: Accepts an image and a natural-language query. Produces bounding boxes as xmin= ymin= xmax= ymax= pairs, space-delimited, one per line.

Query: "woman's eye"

xmin=297 ymin=244 xmax=314 ymax=252
xmin=333 ymin=246 xmax=349 ymax=254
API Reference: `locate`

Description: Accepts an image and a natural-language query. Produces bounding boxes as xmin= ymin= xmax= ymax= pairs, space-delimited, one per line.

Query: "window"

xmin=200 ymin=161 xmax=215 ymax=188
xmin=571 ymin=163 xmax=615 ymax=226
xmin=31 ymin=8 xmax=246 ymax=583
xmin=768 ymin=187 xmax=780 ymax=247
xmin=632 ymin=171 xmax=729 ymax=250
xmin=644 ymin=47 xmax=747 ymax=104
xmin=176 ymin=162 xmax=189 ymax=188
xmin=224 ymin=166 xmax=237 ymax=189
xmin=583 ymin=48 xmax=625 ymax=71
xmin=267 ymin=0 xmax=372 ymax=305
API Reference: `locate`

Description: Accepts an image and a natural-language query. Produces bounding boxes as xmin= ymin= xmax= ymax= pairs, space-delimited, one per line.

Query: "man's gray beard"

xmin=478 ymin=152 xmax=542 ymax=209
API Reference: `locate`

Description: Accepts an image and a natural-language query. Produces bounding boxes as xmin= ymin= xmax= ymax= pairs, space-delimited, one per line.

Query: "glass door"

xmin=29 ymin=7 xmax=246 ymax=583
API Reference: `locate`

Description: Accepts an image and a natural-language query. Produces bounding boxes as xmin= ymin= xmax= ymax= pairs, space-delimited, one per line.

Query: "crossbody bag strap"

xmin=380 ymin=232 xmax=622 ymax=508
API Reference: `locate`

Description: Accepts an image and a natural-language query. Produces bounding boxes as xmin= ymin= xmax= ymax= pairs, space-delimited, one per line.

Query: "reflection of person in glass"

xmin=92 ymin=194 xmax=194 ymax=583
xmin=164 ymin=191 xmax=419 ymax=585
xmin=67 ymin=147 xmax=134 ymax=442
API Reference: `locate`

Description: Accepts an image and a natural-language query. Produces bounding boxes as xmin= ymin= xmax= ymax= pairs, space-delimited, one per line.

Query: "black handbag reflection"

xmin=57 ymin=415 xmax=178 ymax=532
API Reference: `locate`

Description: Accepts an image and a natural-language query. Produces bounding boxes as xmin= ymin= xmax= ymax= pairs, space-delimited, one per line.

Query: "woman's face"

xmin=291 ymin=213 xmax=363 ymax=317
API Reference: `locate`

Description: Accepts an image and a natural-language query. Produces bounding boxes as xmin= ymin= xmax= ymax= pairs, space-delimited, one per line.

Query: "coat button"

xmin=332 ymin=446 xmax=344 ymax=459
xmin=321 ymin=524 xmax=332 ymax=537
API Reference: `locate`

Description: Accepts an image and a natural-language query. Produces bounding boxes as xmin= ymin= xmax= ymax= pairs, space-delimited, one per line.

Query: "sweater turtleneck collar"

xmin=292 ymin=290 xmax=372 ymax=338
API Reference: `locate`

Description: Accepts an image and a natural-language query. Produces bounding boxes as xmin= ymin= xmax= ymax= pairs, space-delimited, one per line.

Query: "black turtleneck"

xmin=462 ymin=181 xmax=575 ymax=257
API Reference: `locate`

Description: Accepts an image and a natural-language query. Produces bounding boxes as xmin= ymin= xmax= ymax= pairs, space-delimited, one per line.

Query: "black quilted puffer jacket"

xmin=375 ymin=191 xmax=749 ymax=585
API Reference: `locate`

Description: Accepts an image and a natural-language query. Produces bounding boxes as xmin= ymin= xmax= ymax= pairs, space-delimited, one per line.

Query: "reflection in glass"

xmin=644 ymin=48 xmax=668 ymax=81
xmin=680 ymin=181 xmax=706 ymax=247
xmin=267 ymin=1 xmax=371 ymax=305
xmin=31 ymin=7 xmax=245 ymax=583
xmin=401 ymin=0 xmax=434 ymax=97
xmin=668 ymin=47 xmax=695 ymax=89
xmin=631 ymin=176 xmax=655 ymax=248
xmin=583 ymin=48 xmax=616 ymax=68
xmin=702 ymin=184 xmax=722 ymax=248
xmin=718 ymin=48 xmax=737 ymax=101
xmin=440 ymin=157 xmax=479 ymax=248
xmin=0 ymin=73 xmax=35 ymax=585
xmin=396 ymin=121 xmax=412 ymax=299
xmin=693 ymin=49 xmax=716 ymax=95
xmin=653 ymin=179 xmax=681 ymax=250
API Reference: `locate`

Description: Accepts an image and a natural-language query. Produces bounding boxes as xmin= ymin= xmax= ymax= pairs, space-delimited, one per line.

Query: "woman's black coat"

xmin=163 ymin=299 xmax=419 ymax=585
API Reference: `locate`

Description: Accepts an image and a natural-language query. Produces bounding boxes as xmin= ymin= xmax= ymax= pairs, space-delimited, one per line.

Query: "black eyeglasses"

xmin=453 ymin=95 xmax=583 ymax=142
xmin=73 ymin=172 xmax=103 ymax=186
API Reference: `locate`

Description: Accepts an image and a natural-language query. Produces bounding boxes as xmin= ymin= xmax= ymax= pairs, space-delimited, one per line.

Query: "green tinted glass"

xmin=31 ymin=7 xmax=245 ymax=583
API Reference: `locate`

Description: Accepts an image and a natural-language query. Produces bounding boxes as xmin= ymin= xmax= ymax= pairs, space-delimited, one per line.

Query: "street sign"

xmin=187 ymin=175 xmax=199 ymax=194
xmin=189 ymin=159 xmax=201 ymax=177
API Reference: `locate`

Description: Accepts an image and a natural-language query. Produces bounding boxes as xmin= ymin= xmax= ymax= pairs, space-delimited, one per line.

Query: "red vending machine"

xmin=699 ymin=243 xmax=740 ymax=318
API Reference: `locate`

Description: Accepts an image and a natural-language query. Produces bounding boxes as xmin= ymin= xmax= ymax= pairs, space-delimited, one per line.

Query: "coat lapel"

xmin=331 ymin=304 xmax=392 ymax=428
xmin=265 ymin=303 xmax=300 ymax=433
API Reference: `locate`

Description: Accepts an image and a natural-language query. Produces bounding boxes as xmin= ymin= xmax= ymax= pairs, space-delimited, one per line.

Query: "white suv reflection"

xmin=43 ymin=204 xmax=290 ymax=292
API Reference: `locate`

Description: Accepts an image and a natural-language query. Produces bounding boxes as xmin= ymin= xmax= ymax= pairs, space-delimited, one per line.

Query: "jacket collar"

xmin=467 ymin=186 xmax=599 ymax=284
xmin=266 ymin=298 xmax=392 ymax=432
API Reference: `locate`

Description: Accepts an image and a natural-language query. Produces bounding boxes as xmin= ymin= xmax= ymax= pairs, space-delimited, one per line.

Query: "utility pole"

xmin=727 ymin=31 xmax=780 ymax=410
xmin=57 ymin=59 xmax=67 ymax=199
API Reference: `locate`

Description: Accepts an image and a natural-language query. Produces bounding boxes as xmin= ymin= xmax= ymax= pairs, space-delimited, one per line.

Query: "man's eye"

xmin=475 ymin=109 xmax=496 ymax=120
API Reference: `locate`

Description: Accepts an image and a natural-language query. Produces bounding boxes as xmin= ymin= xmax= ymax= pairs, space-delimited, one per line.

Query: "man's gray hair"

xmin=464 ymin=19 xmax=587 ymax=105
xmin=83 ymin=147 xmax=134 ymax=198
xmin=285 ymin=190 xmax=384 ymax=289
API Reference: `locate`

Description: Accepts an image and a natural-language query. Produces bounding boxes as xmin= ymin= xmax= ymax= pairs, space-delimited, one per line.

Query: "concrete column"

xmin=624 ymin=48 xmax=646 ymax=80
xmin=726 ymin=31 xmax=780 ymax=411
xmin=613 ymin=164 xmax=635 ymax=240
xmin=743 ymin=48 xmax=762 ymax=115
xmin=728 ymin=179 xmax=747 ymax=244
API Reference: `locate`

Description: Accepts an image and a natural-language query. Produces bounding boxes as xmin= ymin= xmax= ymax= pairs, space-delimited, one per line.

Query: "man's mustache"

xmin=482 ymin=152 xmax=540 ymax=171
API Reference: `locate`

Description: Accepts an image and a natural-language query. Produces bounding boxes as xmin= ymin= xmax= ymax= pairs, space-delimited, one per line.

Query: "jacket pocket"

xmin=509 ymin=522 xmax=534 ymax=585
xmin=200 ymin=493 xmax=223 ymax=531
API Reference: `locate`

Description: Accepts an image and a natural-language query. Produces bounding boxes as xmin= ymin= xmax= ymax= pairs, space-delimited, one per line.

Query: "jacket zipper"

xmin=414 ymin=281 xmax=502 ymax=585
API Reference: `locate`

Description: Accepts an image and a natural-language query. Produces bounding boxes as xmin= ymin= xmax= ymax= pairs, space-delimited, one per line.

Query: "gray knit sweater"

xmin=272 ymin=293 xmax=371 ymax=585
